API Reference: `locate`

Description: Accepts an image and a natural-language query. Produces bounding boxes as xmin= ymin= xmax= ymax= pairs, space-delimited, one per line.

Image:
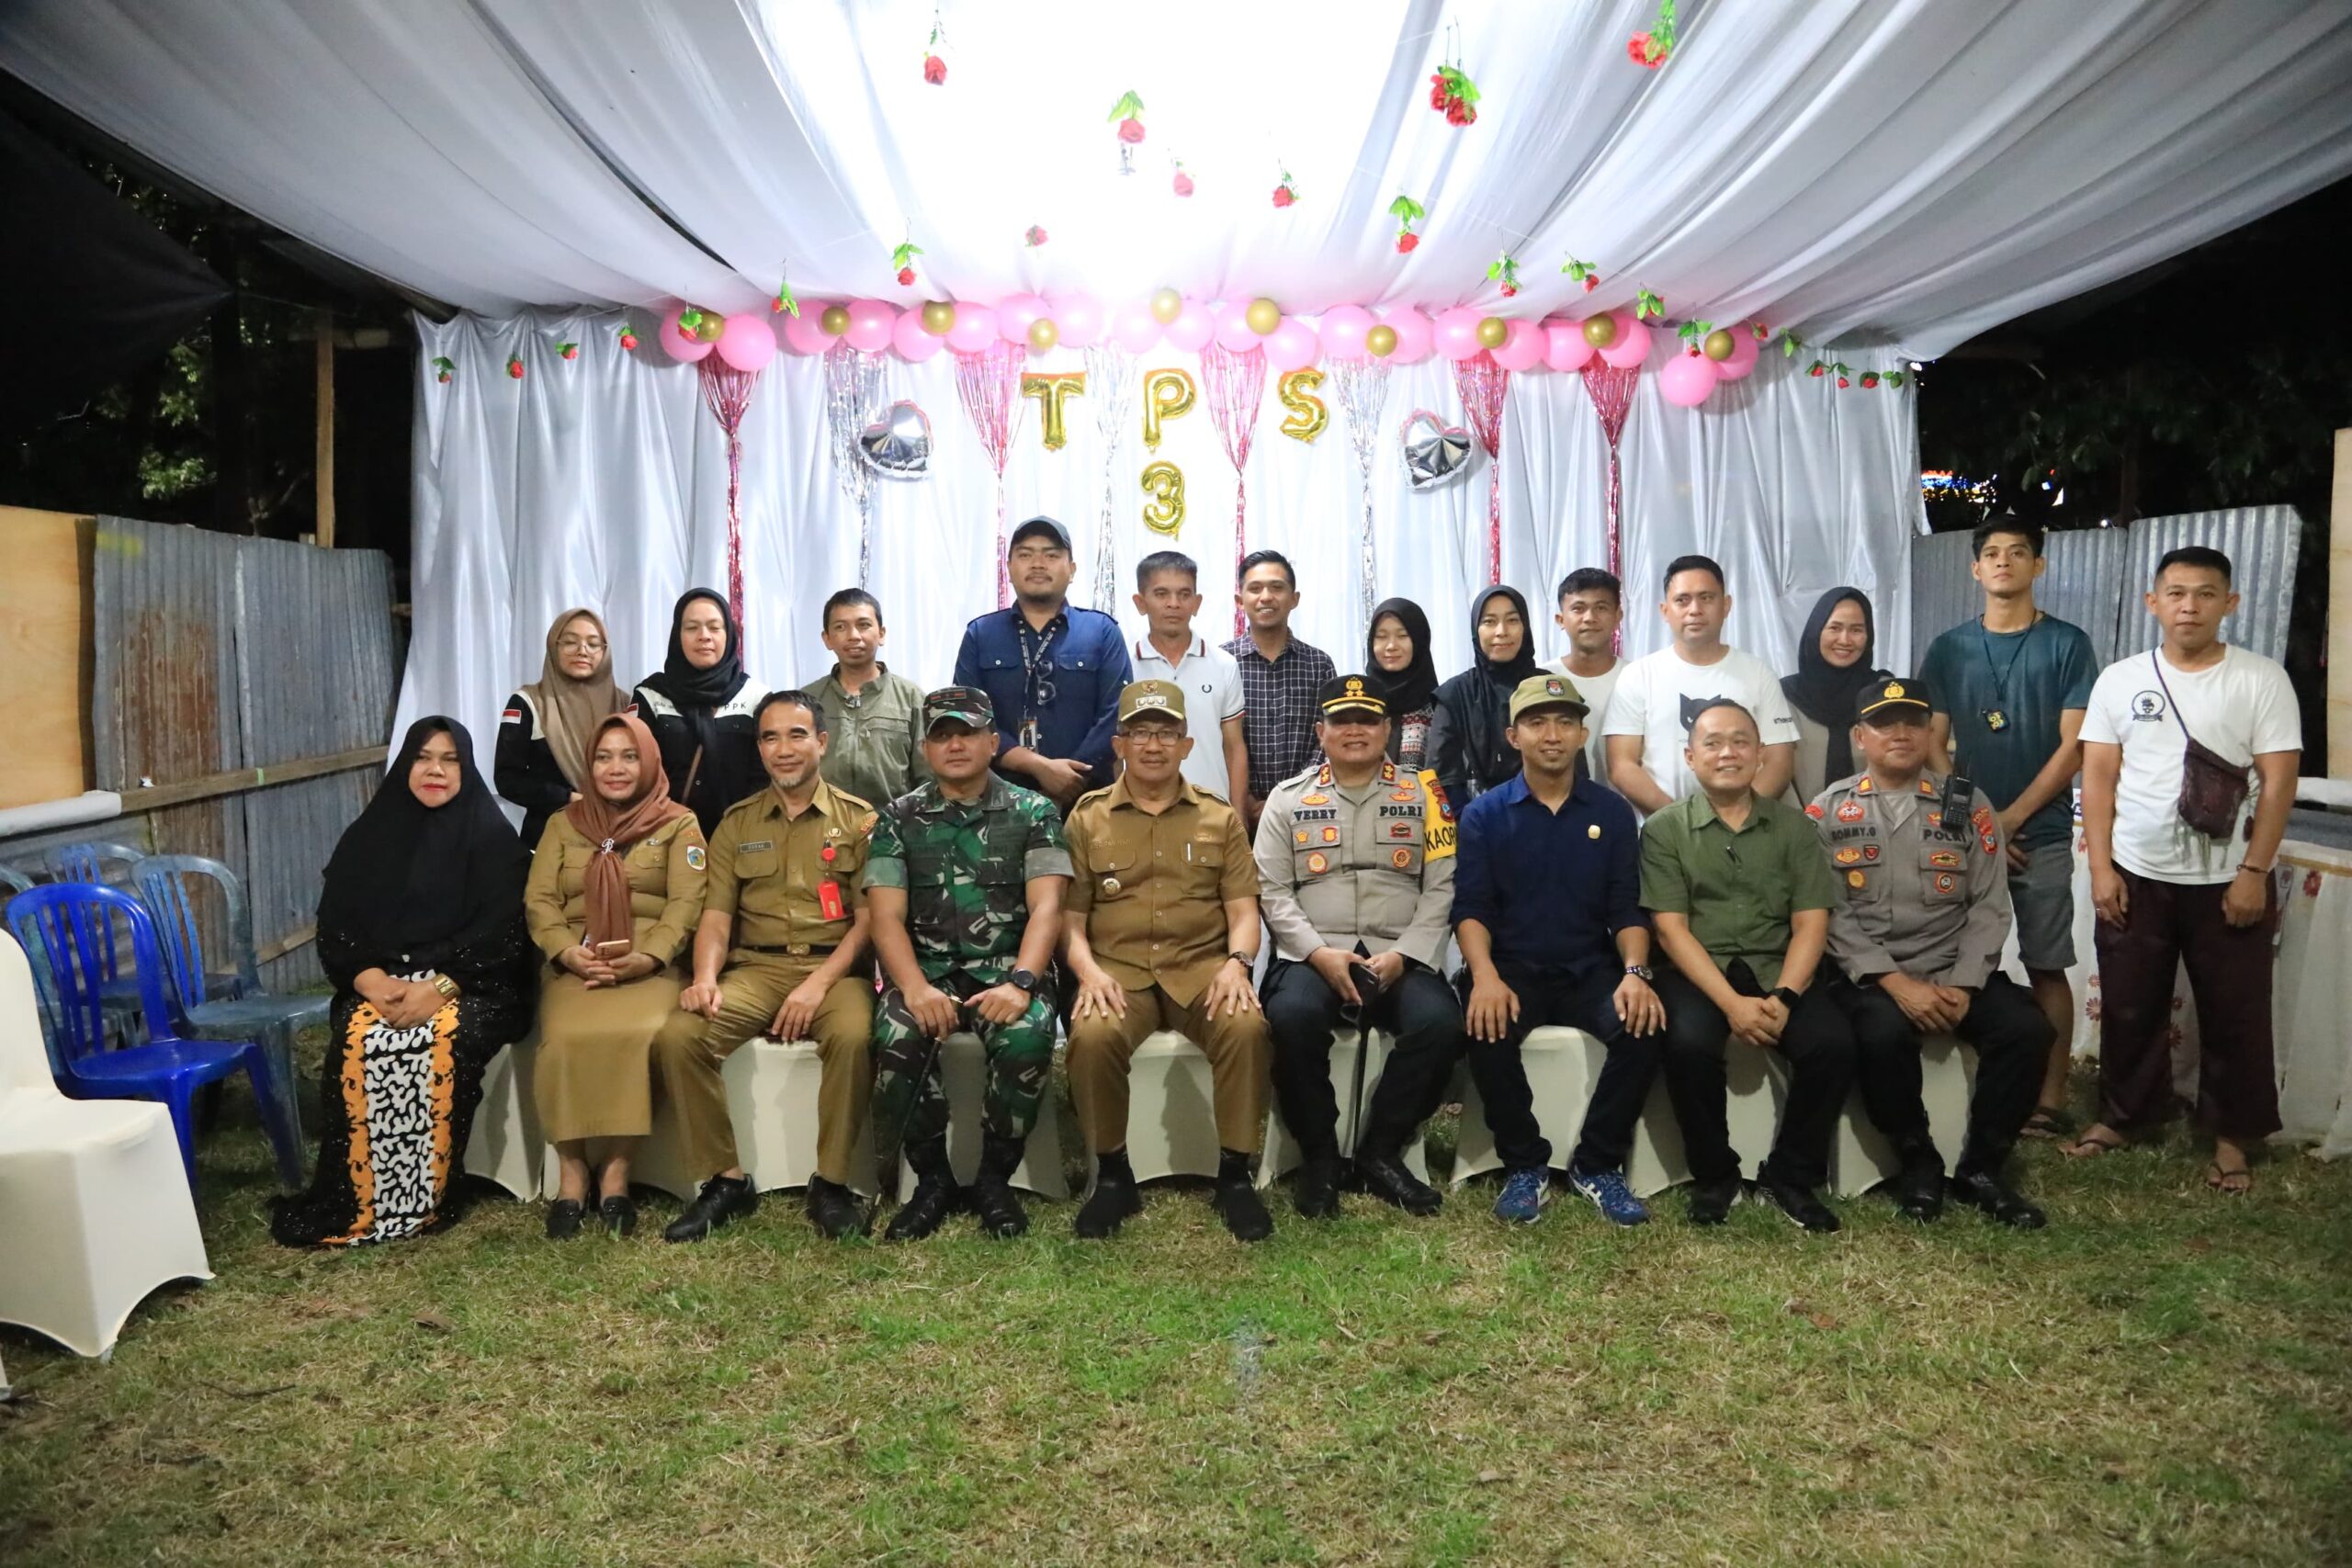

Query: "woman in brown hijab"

xmin=525 ymin=712 xmax=708 ymax=1238
xmin=497 ymin=607 xmax=628 ymax=851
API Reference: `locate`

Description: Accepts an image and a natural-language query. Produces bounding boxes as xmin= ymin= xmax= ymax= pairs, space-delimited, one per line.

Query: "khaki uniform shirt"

xmin=523 ymin=811 xmax=707 ymax=968
xmin=704 ymin=780 xmax=876 ymax=956
xmin=1808 ymin=770 xmax=2011 ymax=988
xmin=1065 ymin=778 xmax=1259 ymax=1005
xmin=807 ymin=662 xmax=934 ymax=808
xmin=1251 ymin=760 xmax=1456 ymax=969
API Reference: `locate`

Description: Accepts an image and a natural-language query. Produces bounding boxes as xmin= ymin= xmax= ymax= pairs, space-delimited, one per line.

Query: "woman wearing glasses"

xmin=497 ymin=607 xmax=628 ymax=851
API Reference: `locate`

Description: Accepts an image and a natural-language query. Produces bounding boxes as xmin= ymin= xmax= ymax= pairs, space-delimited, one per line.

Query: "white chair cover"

xmin=895 ymin=1032 xmax=1068 ymax=1201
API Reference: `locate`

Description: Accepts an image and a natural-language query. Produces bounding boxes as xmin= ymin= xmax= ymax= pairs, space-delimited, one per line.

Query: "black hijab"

xmin=320 ymin=716 xmax=526 ymax=962
xmin=1365 ymin=597 xmax=1438 ymax=715
xmin=1468 ymin=585 xmax=1540 ymax=687
xmin=1781 ymin=587 xmax=1878 ymax=781
xmin=638 ymin=587 xmax=748 ymax=769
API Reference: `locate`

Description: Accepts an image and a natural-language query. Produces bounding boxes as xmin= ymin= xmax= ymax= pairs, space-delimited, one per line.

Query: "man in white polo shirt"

xmin=1603 ymin=554 xmax=1799 ymax=813
xmin=1129 ymin=549 xmax=1249 ymax=800
xmin=2068 ymin=546 xmax=2301 ymax=1195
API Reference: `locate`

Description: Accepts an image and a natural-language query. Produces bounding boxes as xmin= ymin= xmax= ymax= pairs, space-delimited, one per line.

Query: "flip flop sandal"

xmin=2204 ymin=1161 xmax=2252 ymax=1195
xmin=2022 ymin=1107 xmax=2078 ymax=1140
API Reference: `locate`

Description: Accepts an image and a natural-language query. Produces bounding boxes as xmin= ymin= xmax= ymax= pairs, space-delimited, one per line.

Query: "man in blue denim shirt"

xmin=953 ymin=517 xmax=1132 ymax=814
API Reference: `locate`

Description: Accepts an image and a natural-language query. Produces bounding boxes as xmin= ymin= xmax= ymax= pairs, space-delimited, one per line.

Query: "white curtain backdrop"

xmin=399 ymin=310 xmax=1918 ymax=758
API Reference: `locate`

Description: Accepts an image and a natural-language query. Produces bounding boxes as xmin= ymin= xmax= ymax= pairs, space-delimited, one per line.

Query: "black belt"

xmin=741 ymin=942 xmax=838 ymax=957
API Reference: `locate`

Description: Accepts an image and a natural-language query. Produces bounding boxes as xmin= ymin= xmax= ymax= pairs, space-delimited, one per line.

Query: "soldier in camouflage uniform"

xmin=865 ymin=686 xmax=1072 ymax=1239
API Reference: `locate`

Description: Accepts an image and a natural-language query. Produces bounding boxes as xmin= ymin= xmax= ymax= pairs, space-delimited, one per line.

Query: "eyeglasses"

xmin=557 ymin=636 xmax=607 ymax=652
xmin=1120 ymin=727 xmax=1182 ymax=747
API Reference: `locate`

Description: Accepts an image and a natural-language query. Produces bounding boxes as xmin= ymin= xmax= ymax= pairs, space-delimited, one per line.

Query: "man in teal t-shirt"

xmin=1918 ymin=522 xmax=2095 ymax=1138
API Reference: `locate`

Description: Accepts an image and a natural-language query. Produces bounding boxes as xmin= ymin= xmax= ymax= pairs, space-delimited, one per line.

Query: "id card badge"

xmin=816 ymin=879 xmax=847 ymax=921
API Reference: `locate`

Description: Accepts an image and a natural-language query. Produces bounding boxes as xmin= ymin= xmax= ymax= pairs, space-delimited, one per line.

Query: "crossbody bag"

xmin=2147 ymin=653 xmax=2250 ymax=840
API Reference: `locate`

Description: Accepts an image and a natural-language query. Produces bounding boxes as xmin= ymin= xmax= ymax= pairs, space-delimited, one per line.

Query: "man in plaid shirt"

xmin=1224 ymin=549 xmax=1338 ymax=833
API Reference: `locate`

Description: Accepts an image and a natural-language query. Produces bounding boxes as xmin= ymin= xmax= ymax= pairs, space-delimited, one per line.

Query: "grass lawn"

xmin=5 ymin=1065 xmax=2350 ymax=1567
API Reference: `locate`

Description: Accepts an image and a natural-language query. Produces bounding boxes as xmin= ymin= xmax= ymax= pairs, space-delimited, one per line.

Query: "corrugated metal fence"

xmin=68 ymin=518 xmax=396 ymax=989
xmin=1908 ymin=506 xmax=2303 ymax=671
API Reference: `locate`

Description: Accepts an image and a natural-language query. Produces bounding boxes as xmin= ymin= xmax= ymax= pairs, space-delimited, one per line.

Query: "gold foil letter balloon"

xmin=1277 ymin=369 xmax=1328 ymax=442
xmin=1140 ymin=461 xmax=1186 ymax=536
xmin=1141 ymin=367 xmax=1197 ymax=449
xmin=1021 ymin=371 xmax=1087 ymax=451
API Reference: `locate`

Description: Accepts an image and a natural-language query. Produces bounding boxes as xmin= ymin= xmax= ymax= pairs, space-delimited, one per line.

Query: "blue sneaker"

xmin=1569 ymin=1167 xmax=1650 ymax=1226
xmin=1493 ymin=1167 xmax=1551 ymax=1224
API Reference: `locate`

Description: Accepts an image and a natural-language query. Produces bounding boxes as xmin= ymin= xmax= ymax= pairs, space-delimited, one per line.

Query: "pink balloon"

xmin=1658 ymin=349 xmax=1721 ymax=407
xmin=1434 ymin=306 xmax=1484 ymax=362
xmin=1598 ymin=309 xmax=1652 ymax=369
xmin=1166 ymin=299 xmax=1215 ymax=353
xmin=716 ymin=312 xmax=777 ymax=372
xmin=1319 ymin=305 xmax=1374 ymax=361
xmin=781 ymin=303 xmax=834 ymax=355
xmin=1265 ymin=319 xmax=1318 ymax=373
xmin=844 ymin=299 xmax=896 ymax=354
xmin=1213 ymin=301 xmax=1260 ymax=353
xmin=660 ymin=306 xmax=715 ymax=363
xmin=1717 ymin=323 xmax=1762 ymax=381
xmin=1493 ymin=318 xmax=1544 ymax=372
xmin=1543 ymin=318 xmax=1596 ymax=373
xmin=891 ymin=309 xmax=944 ymax=362
xmin=1056 ymin=294 xmax=1105 ymax=348
xmin=947 ymin=303 xmax=1000 ymax=354
xmin=1112 ymin=299 xmax=1164 ymax=353
xmin=1379 ymin=307 xmax=1433 ymax=364
xmin=996 ymin=294 xmax=1047 ymax=342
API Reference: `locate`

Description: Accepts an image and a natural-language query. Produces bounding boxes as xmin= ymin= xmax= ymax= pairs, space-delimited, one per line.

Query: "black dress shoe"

xmin=1894 ymin=1157 xmax=1946 ymax=1223
xmin=1074 ymin=1176 xmax=1143 ymax=1239
xmin=1758 ymin=1177 xmax=1841 ymax=1234
xmin=545 ymin=1198 xmax=585 ymax=1241
xmin=1685 ymin=1176 xmax=1741 ymax=1226
xmin=1292 ymin=1156 xmax=1343 ymax=1219
xmin=885 ymin=1174 xmax=960 ymax=1241
xmin=662 ymin=1173 xmax=759 ymax=1243
xmin=1214 ymin=1178 xmax=1274 ymax=1243
xmin=805 ymin=1176 xmax=867 ymax=1240
xmin=969 ymin=1134 xmax=1030 ymax=1239
xmin=599 ymin=1194 xmax=638 ymax=1238
xmin=1357 ymin=1151 xmax=1442 ymax=1216
xmin=1951 ymin=1168 xmax=2047 ymax=1230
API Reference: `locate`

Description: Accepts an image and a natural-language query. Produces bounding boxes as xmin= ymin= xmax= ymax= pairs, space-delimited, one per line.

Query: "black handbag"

xmin=2148 ymin=655 xmax=2250 ymax=840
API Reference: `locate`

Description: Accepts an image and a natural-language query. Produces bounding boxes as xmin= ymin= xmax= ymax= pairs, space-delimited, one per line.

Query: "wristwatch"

xmin=1228 ymin=951 xmax=1257 ymax=967
xmin=1623 ymin=964 xmax=1654 ymax=983
xmin=1770 ymin=986 xmax=1801 ymax=1009
xmin=1009 ymin=968 xmax=1041 ymax=995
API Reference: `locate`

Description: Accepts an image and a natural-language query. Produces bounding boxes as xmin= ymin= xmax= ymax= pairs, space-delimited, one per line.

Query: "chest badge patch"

xmin=1981 ymin=832 xmax=2000 ymax=855
xmin=684 ymin=845 xmax=706 ymax=870
xmin=1102 ymin=876 xmax=1122 ymax=896
xmin=1929 ymin=850 xmax=1962 ymax=868
xmin=1834 ymin=847 xmax=1861 ymax=866
xmin=1295 ymin=829 xmax=1310 ymax=846
xmin=1301 ymin=793 xmax=1330 ymax=807
xmin=1390 ymin=789 xmax=1417 ymax=802
xmin=1306 ymin=851 xmax=1329 ymax=875
xmin=1847 ymin=869 xmax=1868 ymax=888
xmin=1322 ymin=826 xmax=1340 ymax=843
xmin=1391 ymin=847 xmax=1413 ymax=869
xmin=1862 ymin=844 xmax=1880 ymax=863
xmin=1933 ymin=872 xmax=1958 ymax=894
xmin=1804 ymin=803 xmax=1826 ymax=820
xmin=1389 ymin=822 xmax=1414 ymax=840
xmin=1836 ymin=800 xmax=1865 ymax=823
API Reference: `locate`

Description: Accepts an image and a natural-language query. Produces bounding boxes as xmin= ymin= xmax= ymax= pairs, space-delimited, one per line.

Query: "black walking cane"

xmin=869 ymin=1002 xmax=954 ymax=1231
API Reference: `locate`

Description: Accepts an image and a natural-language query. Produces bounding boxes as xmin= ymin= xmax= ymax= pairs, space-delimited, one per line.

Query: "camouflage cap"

xmin=1508 ymin=672 xmax=1589 ymax=725
xmin=1117 ymin=678 xmax=1187 ymax=725
xmin=922 ymin=685 xmax=996 ymax=734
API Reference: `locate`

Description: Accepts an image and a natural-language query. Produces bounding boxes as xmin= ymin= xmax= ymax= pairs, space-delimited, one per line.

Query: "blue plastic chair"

xmin=43 ymin=840 xmax=148 ymax=885
xmin=6 ymin=883 xmax=305 ymax=1193
xmin=38 ymin=842 xmax=154 ymax=1032
xmin=0 ymin=861 xmax=34 ymax=898
xmin=132 ymin=854 xmax=327 ymax=1142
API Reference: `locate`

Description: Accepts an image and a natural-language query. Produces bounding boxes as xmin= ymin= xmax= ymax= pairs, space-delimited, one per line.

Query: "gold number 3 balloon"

xmin=1277 ymin=369 xmax=1328 ymax=443
xmin=1142 ymin=367 xmax=1196 ymax=450
xmin=1021 ymin=371 xmax=1086 ymax=451
xmin=1140 ymin=461 xmax=1185 ymax=536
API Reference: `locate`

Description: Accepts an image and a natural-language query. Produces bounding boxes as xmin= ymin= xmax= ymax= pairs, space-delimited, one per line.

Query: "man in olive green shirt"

xmin=806 ymin=587 xmax=933 ymax=808
xmin=1640 ymin=700 xmax=1856 ymax=1230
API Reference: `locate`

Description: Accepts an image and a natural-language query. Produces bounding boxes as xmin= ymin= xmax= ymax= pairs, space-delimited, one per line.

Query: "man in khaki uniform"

xmin=652 ymin=690 xmax=877 ymax=1242
xmin=1063 ymin=680 xmax=1273 ymax=1242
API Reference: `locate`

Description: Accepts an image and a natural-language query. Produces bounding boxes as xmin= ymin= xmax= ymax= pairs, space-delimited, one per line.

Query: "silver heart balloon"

xmin=1400 ymin=410 xmax=1473 ymax=490
xmin=858 ymin=400 xmax=932 ymax=478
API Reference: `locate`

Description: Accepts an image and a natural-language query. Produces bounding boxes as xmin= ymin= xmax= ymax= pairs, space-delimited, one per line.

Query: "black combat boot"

xmin=1074 ymin=1147 xmax=1143 ymax=1239
xmin=1211 ymin=1149 xmax=1273 ymax=1243
xmin=969 ymin=1134 xmax=1031 ymax=1238
xmin=1292 ymin=1153 xmax=1343 ymax=1219
xmin=885 ymin=1138 xmax=960 ymax=1241
xmin=805 ymin=1175 xmax=868 ymax=1240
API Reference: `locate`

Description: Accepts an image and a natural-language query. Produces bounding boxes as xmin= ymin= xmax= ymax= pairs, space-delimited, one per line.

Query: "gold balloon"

xmin=1702 ymin=328 xmax=1735 ymax=362
xmin=1141 ymin=367 xmax=1197 ymax=450
xmin=1245 ymin=297 xmax=1282 ymax=336
xmin=1364 ymin=324 xmax=1398 ymax=358
xmin=1141 ymin=461 xmax=1186 ymax=537
xmin=921 ymin=300 xmax=957 ymax=336
xmin=1149 ymin=288 xmax=1184 ymax=324
xmin=1028 ymin=317 xmax=1060 ymax=352
xmin=1581 ymin=315 xmax=1617 ymax=349
xmin=1476 ymin=316 xmax=1508 ymax=350
xmin=1277 ymin=369 xmax=1328 ymax=443
xmin=820 ymin=304 xmax=852 ymax=336
xmin=1022 ymin=371 xmax=1087 ymax=451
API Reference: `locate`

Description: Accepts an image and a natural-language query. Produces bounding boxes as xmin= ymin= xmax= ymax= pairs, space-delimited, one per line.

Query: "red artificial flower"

xmin=1396 ymin=233 xmax=1419 ymax=254
xmin=1430 ymin=81 xmax=1449 ymax=110
xmin=1809 ymin=364 xmax=1826 ymax=378
xmin=1172 ymin=171 xmax=1193 ymax=197
xmin=1025 ymin=226 xmax=1048 ymax=246
xmin=1445 ymin=99 xmax=1467 ymax=126
xmin=436 ymin=370 xmax=451 ymax=383
xmin=560 ymin=344 xmax=579 ymax=360
xmin=1583 ymin=275 xmax=1600 ymax=292
xmin=507 ymin=358 xmax=525 ymax=379
xmin=897 ymin=266 xmax=915 ymax=286
xmin=1860 ymin=371 xmax=1880 ymax=388
xmin=1629 ymin=33 xmax=1652 ymax=62
xmin=1272 ymin=186 xmax=1295 ymax=209
xmin=1500 ymin=283 xmax=1518 ymax=298
xmin=1117 ymin=117 xmax=1146 ymax=144
xmin=618 ymin=331 xmax=639 ymax=351
xmin=1462 ymin=102 xmax=1477 ymax=124
xmin=1836 ymin=376 xmax=1849 ymax=389
xmin=922 ymin=54 xmax=946 ymax=85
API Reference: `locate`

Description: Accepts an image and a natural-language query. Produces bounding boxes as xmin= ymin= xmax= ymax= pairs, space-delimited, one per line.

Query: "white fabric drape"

xmin=6 ymin=2 xmax=2349 ymax=355
xmin=399 ymin=310 xmax=1918 ymax=760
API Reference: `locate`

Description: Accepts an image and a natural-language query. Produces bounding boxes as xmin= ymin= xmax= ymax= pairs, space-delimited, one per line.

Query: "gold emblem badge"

xmin=1885 ymin=682 xmax=1905 ymax=698
xmin=1835 ymin=847 xmax=1861 ymax=865
xmin=1391 ymin=847 xmax=1412 ymax=868
xmin=1847 ymin=869 xmax=1867 ymax=888
xmin=1102 ymin=876 xmax=1122 ymax=895
xmin=1321 ymin=826 xmax=1340 ymax=843
xmin=1294 ymin=829 xmax=1309 ymax=846
xmin=1306 ymin=852 xmax=1329 ymax=874
xmin=1933 ymin=872 xmax=1958 ymax=894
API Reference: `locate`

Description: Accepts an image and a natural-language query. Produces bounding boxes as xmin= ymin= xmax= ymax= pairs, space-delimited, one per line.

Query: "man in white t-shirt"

xmin=1129 ymin=549 xmax=1249 ymax=800
xmin=1550 ymin=566 xmax=1625 ymax=787
xmin=1603 ymin=554 xmax=1799 ymax=812
xmin=2068 ymin=547 xmax=2301 ymax=1194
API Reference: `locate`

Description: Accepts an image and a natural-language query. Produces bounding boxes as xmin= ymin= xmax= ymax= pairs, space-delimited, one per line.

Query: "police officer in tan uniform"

xmin=1812 ymin=675 xmax=2049 ymax=1229
xmin=651 ymin=690 xmax=877 ymax=1242
xmin=1062 ymin=680 xmax=1272 ymax=1242
xmin=1254 ymin=673 xmax=1465 ymax=1219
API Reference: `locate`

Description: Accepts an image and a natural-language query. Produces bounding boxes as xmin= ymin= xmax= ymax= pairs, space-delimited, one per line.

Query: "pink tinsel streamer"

xmin=1453 ymin=351 xmax=1509 ymax=585
xmin=955 ymin=342 xmax=1025 ymax=607
xmin=698 ymin=358 xmax=762 ymax=646
xmin=1580 ymin=360 xmax=1640 ymax=613
xmin=1200 ymin=343 xmax=1268 ymax=638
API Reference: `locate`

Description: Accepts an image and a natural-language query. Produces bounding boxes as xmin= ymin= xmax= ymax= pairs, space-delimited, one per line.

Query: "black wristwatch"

xmin=1009 ymin=968 xmax=1041 ymax=995
xmin=1771 ymin=986 xmax=1801 ymax=1009
xmin=1623 ymin=964 xmax=1654 ymax=983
